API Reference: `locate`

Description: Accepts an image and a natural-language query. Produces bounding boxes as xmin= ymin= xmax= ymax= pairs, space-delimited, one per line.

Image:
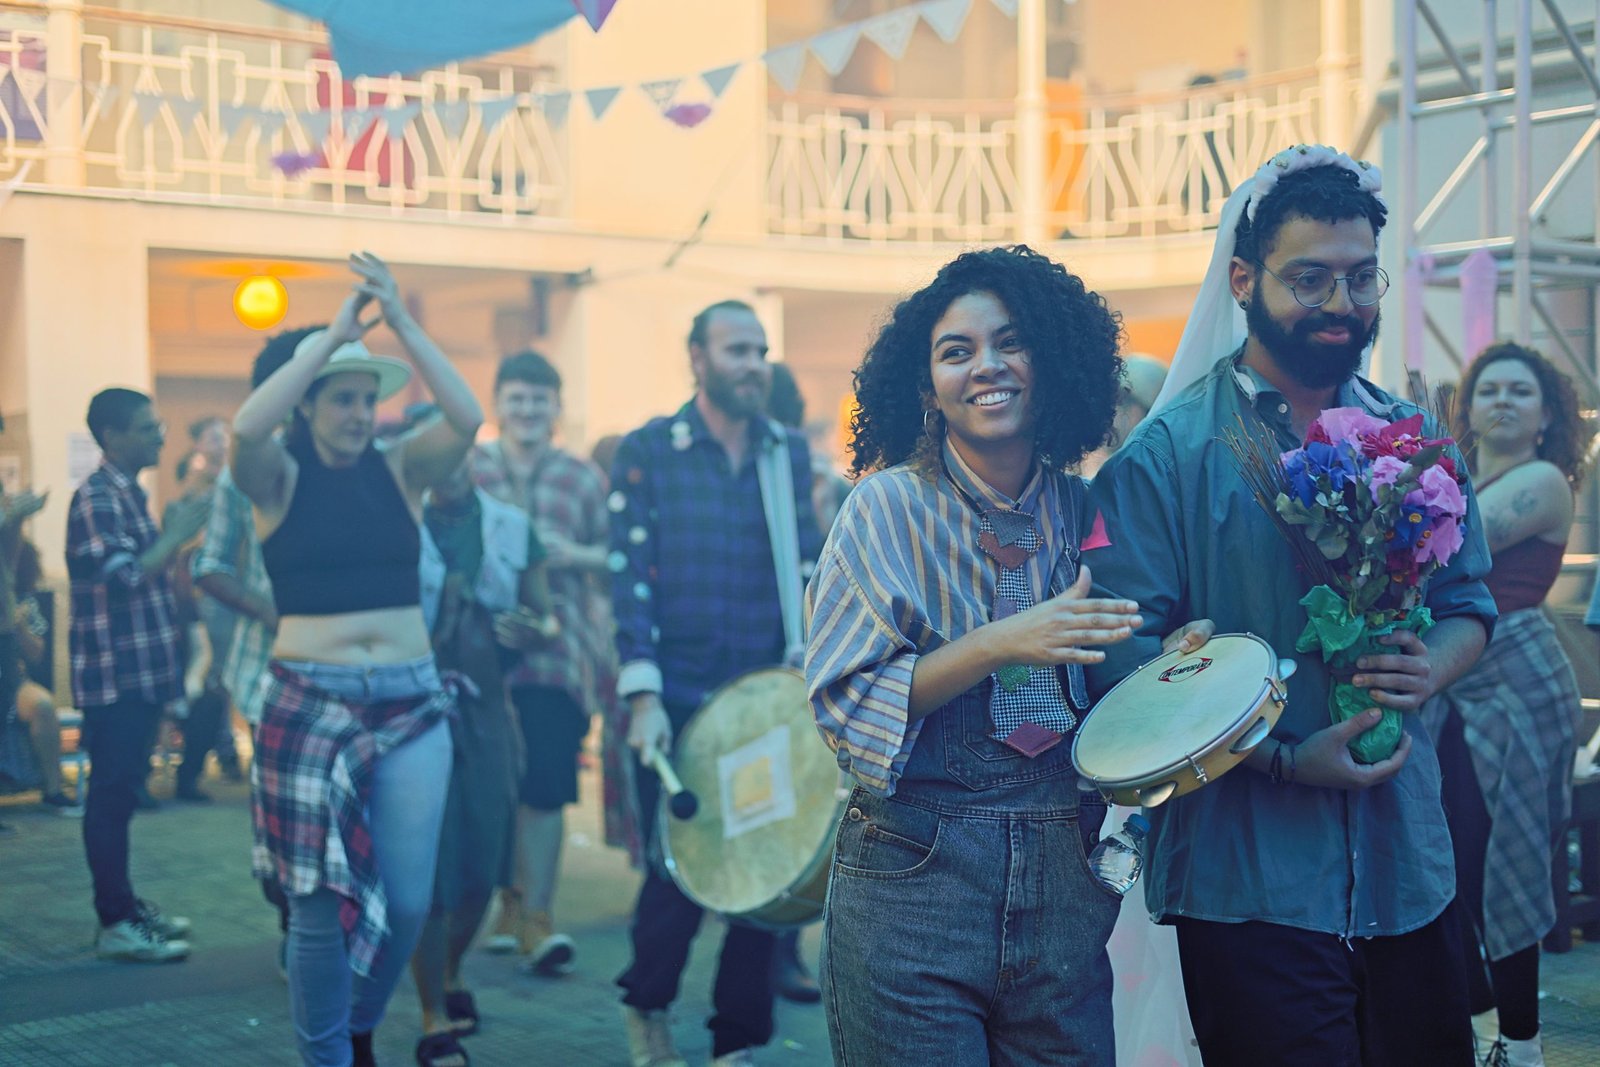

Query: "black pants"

xmin=175 ymin=683 xmax=228 ymax=792
xmin=616 ymin=703 xmax=776 ymax=1058
xmin=1436 ymin=709 xmax=1543 ymax=1039
xmin=1174 ymin=904 xmax=1474 ymax=1067
xmin=82 ymin=700 xmax=162 ymax=926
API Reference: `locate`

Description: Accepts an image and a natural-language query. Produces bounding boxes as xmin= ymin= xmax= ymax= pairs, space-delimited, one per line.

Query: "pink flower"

xmin=1409 ymin=464 xmax=1466 ymax=519
xmin=1367 ymin=454 xmax=1407 ymax=498
xmin=1416 ymin=514 xmax=1464 ymax=565
xmin=1311 ymin=407 xmax=1387 ymax=445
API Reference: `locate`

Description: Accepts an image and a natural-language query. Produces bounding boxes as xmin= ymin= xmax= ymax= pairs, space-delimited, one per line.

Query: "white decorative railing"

xmin=766 ymin=94 xmax=1020 ymax=244
xmin=0 ymin=7 xmax=567 ymax=219
xmin=767 ymin=67 xmax=1368 ymax=244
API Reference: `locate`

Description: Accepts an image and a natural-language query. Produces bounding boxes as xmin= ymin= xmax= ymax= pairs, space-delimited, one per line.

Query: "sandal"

xmin=443 ymin=990 xmax=479 ymax=1036
xmin=415 ymin=1032 xmax=470 ymax=1067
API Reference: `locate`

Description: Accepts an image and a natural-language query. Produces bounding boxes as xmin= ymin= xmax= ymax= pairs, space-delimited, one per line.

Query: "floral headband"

xmin=1246 ymin=144 xmax=1384 ymax=221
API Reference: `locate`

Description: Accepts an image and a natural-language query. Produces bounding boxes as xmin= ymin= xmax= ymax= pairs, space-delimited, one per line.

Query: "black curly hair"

xmin=1233 ymin=162 xmax=1388 ymax=266
xmin=1456 ymin=341 xmax=1595 ymax=486
xmin=847 ymin=246 xmax=1123 ymax=478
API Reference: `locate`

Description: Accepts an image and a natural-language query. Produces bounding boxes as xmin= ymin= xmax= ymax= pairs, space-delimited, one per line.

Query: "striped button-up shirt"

xmin=805 ymin=439 xmax=1088 ymax=796
xmin=66 ymin=461 xmax=184 ymax=710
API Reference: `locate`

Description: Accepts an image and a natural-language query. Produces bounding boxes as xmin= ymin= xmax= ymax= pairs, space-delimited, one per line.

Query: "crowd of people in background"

xmin=1 ymin=144 xmax=1599 ymax=1067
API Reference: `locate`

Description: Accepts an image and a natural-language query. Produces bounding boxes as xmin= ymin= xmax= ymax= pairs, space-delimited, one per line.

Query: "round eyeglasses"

xmin=1257 ymin=264 xmax=1389 ymax=309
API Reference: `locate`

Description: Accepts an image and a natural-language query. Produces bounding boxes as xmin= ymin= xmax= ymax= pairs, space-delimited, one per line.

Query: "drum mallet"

xmin=646 ymin=748 xmax=700 ymax=820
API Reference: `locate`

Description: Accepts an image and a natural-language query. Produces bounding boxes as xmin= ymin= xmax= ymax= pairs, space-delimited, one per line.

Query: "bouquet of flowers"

xmin=1227 ymin=407 xmax=1470 ymax=762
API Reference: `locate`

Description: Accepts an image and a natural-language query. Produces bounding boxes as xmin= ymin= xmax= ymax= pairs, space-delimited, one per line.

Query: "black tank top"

xmin=261 ymin=434 xmax=421 ymax=616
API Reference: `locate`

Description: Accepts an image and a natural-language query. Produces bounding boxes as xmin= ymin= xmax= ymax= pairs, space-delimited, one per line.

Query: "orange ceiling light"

xmin=234 ymin=274 xmax=289 ymax=331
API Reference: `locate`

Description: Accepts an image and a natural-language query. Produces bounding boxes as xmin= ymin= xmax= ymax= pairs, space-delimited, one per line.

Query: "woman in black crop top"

xmin=232 ymin=252 xmax=484 ymax=1067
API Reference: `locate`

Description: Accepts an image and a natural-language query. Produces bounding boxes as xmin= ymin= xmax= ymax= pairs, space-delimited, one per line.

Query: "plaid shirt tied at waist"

xmin=251 ymin=663 xmax=451 ymax=978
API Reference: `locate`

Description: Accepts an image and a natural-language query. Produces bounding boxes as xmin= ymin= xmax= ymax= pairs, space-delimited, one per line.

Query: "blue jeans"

xmin=281 ymin=656 xmax=450 ymax=1067
xmin=823 ymin=786 xmax=1121 ymax=1066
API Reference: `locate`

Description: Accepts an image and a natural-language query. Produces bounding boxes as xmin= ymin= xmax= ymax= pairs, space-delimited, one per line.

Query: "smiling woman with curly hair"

xmin=847 ymin=244 xmax=1125 ymax=478
xmin=806 ymin=244 xmax=1212 ymax=1064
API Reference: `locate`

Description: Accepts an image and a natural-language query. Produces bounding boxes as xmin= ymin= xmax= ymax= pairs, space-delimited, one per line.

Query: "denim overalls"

xmin=822 ymin=656 xmax=1122 ymax=1066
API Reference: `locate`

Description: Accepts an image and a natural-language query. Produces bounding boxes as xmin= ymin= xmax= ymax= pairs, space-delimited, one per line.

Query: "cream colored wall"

xmin=565 ymin=0 xmax=768 ymax=241
xmin=15 ymin=197 xmax=152 ymax=569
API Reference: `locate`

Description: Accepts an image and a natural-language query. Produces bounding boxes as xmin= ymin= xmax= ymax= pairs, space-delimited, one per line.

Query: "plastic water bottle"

xmin=1087 ymin=813 xmax=1150 ymax=896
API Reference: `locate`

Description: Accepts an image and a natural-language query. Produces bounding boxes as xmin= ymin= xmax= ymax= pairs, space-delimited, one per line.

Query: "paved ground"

xmin=4 ymin=762 xmax=1600 ymax=1066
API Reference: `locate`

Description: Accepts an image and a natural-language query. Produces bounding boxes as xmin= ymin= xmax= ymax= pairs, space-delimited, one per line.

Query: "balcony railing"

xmin=0 ymin=4 xmax=567 ymax=219
xmin=767 ymin=67 xmax=1368 ymax=245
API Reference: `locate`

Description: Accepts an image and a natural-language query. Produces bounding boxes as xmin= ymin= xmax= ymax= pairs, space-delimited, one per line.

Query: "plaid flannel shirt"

xmin=470 ymin=441 xmax=610 ymax=711
xmin=66 ymin=461 xmax=183 ymax=709
xmin=192 ymin=470 xmax=275 ymax=723
xmin=608 ymin=401 xmax=823 ymax=710
xmin=251 ymin=664 xmax=450 ymax=978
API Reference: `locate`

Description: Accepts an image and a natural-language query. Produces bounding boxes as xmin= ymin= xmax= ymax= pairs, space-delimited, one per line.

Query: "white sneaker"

xmin=96 ymin=917 xmax=190 ymax=962
xmin=1500 ymin=1033 xmax=1545 ymax=1067
xmin=136 ymin=899 xmax=192 ymax=940
xmin=621 ymin=1005 xmax=687 ymax=1067
xmin=710 ymin=1051 xmax=756 ymax=1067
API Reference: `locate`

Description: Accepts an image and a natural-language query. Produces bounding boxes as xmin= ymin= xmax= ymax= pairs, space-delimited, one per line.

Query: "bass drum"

xmin=659 ymin=667 xmax=846 ymax=928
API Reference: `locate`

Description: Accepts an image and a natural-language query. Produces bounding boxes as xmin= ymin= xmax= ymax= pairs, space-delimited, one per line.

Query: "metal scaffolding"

xmin=1397 ymin=0 xmax=1600 ymax=403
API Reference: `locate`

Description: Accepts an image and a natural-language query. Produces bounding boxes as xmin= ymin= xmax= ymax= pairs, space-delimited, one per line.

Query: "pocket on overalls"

xmin=833 ymin=791 xmax=942 ymax=880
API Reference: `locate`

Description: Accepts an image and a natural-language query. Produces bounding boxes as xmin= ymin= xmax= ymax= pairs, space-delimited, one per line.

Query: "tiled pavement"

xmin=4 ymin=767 xmax=1600 ymax=1066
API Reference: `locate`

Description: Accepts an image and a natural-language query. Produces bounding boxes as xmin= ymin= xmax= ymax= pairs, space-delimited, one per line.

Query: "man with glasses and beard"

xmin=608 ymin=300 xmax=823 ymax=1067
xmin=1085 ymin=150 xmax=1497 ymax=1066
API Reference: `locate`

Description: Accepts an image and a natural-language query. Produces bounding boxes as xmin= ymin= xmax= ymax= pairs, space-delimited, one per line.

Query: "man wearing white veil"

xmin=1084 ymin=147 xmax=1498 ymax=1065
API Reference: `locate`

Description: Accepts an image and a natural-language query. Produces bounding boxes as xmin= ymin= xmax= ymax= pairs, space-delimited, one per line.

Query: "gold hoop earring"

xmin=924 ymin=409 xmax=942 ymax=438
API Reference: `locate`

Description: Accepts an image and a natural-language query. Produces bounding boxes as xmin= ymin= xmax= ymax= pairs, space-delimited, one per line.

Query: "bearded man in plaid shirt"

xmin=67 ymin=388 xmax=211 ymax=962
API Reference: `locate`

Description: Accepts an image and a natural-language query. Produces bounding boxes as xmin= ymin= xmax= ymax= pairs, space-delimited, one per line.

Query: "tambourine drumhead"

xmin=1073 ymin=634 xmax=1275 ymax=785
xmin=661 ymin=667 xmax=842 ymax=922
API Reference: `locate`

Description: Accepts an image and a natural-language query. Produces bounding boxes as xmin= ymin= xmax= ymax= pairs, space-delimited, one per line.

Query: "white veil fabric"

xmin=1149 ymin=178 xmax=1253 ymax=416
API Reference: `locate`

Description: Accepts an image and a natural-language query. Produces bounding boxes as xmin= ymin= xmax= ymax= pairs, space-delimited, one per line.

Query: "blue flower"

xmin=1283 ymin=441 xmax=1361 ymax=506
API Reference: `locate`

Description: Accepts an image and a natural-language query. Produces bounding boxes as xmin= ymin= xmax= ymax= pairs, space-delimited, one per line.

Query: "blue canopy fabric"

xmin=267 ymin=0 xmax=578 ymax=77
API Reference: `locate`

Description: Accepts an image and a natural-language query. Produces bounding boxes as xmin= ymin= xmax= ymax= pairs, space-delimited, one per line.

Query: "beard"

xmin=1246 ymin=285 xmax=1379 ymax=390
xmin=704 ymin=365 xmax=770 ymax=420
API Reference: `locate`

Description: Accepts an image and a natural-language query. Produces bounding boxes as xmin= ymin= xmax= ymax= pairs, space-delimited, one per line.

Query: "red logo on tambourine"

xmin=1159 ymin=657 xmax=1212 ymax=683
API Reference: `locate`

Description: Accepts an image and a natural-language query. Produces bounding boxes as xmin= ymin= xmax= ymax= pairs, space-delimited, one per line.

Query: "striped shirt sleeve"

xmin=803 ymin=475 xmax=924 ymax=797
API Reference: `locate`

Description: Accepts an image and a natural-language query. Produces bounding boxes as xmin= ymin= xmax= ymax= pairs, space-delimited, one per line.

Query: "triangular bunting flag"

xmin=218 ymin=102 xmax=257 ymax=138
xmin=299 ymin=110 xmax=333 ymax=145
xmin=988 ymin=0 xmax=1019 ymax=16
xmin=584 ymin=86 xmax=621 ymax=120
xmin=88 ymin=82 xmax=117 ymax=117
xmin=701 ymin=63 xmax=740 ymax=98
xmin=920 ymin=0 xmax=973 ymax=44
xmin=639 ymin=78 xmax=681 ymax=110
xmin=134 ymin=91 xmax=165 ymax=126
xmin=255 ymin=108 xmax=287 ymax=140
xmin=435 ymin=99 xmax=472 ymax=140
xmin=862 ymin=8 xmax=922 ymax=59
xmin=169 ymin=97 xmax=203 ymax=130
xmin=11 ymin=67 xmax=45 ymax=102
xmin=341 ymin=107 xmax=374 ymax=140
xmin=571 ymin=0 xmax=619 ymax=32
xmin=480 ymin=94 xmax=520 ymax=133
xmin=382 ymin=101 xmax=422 ymax=142
xmin=539 ymin=91 xmax=572 ymax=128
xmin=763 ymin=43 xmax=809 ymax=93
xmin=809 ymin=24 xmax=862 ymax=77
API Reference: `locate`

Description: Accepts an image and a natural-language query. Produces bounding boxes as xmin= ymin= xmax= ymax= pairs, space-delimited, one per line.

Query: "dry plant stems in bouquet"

xmin=1223 ymin=390 xmax=1472 ymax=763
